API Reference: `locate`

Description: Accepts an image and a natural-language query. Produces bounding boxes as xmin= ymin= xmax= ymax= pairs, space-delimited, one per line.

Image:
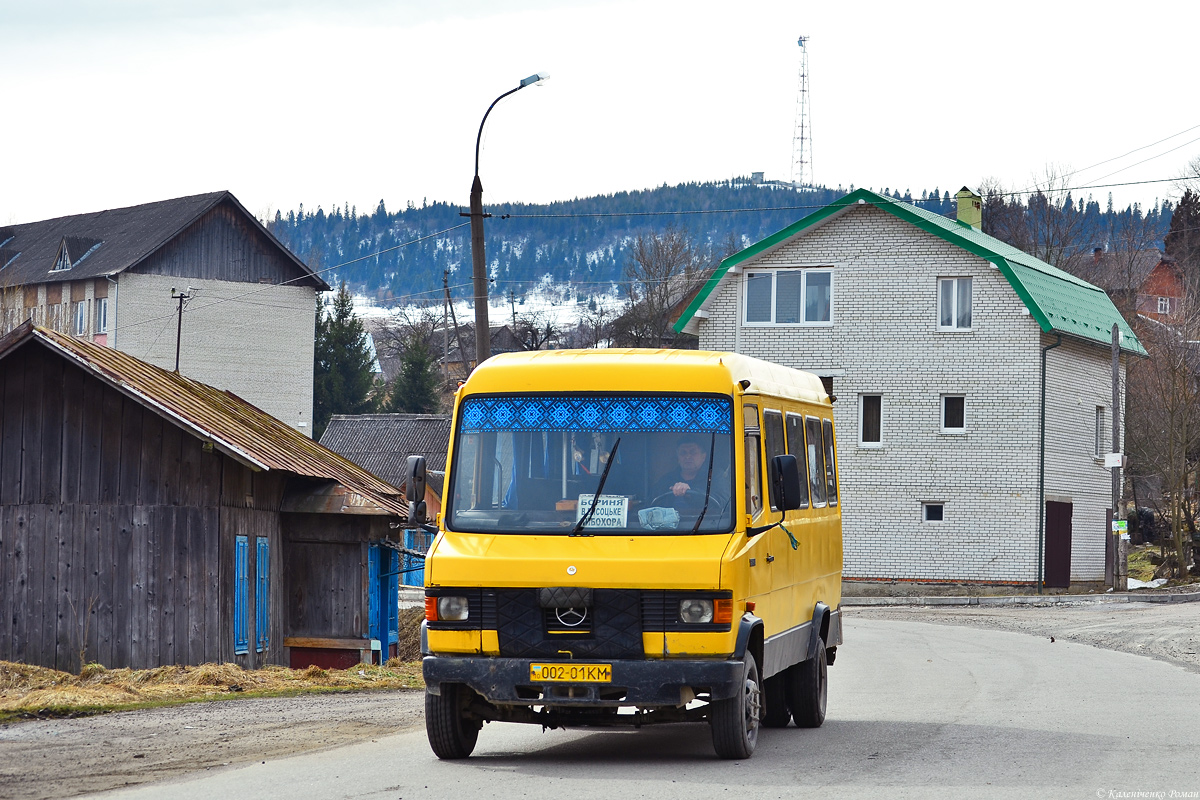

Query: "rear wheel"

xmin=760 ymin=673 xmax=791 ymax=728
xmin=786 ymin=636 xmax=827 ymax=728
xmin=426 ymin=683 xmax=482 ymax=759
xmin=710 ymin=652 xmax=762 ymax=759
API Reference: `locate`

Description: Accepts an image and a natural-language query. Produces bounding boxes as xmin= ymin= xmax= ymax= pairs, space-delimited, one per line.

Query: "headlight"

xmin=437 ymin=596 xmax=470 ymax=621
xmin=679 ymin=598 xmax=714 ymax=624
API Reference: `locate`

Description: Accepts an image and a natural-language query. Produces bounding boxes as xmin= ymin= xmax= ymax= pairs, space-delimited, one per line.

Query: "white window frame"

xmin=743 ymin=267 xmax=834 ymax=326
xmin=937 ymin=277 xmax=973 ymax=331
xmin=941 ymin=394 xmax=967 ymax=433
xmin=73 ymin=301 xmax=87 ymax=336
xmin=95 ymin=297 xmax=108 ymax=334
xmin=923 ymin=502 xmax=945 ymax=522
xmin=1158 ymin=296 xmax=1170 ymax=314
xmin=859 ymin=394 xmax=883 ymax=448
xmin=1095 ymin=406 xmax=1106 ymax=459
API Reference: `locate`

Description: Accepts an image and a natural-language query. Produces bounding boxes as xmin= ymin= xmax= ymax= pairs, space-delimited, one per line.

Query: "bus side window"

xmin=805 ymin=416 xmax=827 ymax=507
xmin=743 ymin=404 xmax=763 ymax=518
xmin=763 ymin=410 xmax=785 ymax=511
xmin=785 ymin=413 xmax=810 ymax=509
xmin=823 ymin=418 xmax=838 ymax=506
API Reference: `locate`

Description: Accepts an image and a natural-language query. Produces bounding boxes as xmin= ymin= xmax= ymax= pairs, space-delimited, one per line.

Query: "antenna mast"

xmin=790 ymin=36 xmax=812 ymax=188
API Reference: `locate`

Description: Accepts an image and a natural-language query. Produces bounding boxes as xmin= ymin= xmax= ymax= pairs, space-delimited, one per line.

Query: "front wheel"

xmin=710 ymin=652 xmax=762 ymax=759
xmin=426 ymin=683 xmax=482 ymax=759
xmin=786 ymin=636 xmax=827 ymax=728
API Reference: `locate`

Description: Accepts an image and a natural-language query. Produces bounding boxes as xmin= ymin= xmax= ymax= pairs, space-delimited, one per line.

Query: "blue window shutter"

xmin=368 ymin=543 xmax=380 ymax=650
xmin=256 ymin=537 xmax=270 ymax=653
xmin=234 ymin=536 xmax=249 ymax=654
xmin=388 ymin=548 xmax=399 ymax=646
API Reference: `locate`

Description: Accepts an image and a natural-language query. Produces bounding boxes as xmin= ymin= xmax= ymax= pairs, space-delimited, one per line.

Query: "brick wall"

xmin=113 ymin=273 xmax=317 ymax=434
xmin=697 ymin=205 xmax=1123 ymax=583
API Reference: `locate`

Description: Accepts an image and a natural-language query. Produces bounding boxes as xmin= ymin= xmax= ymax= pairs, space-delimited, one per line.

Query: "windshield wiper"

xmin=571 ymin=437 xmax=621 ymax=535
xmin=690 ymin=432 xmax=717 ymax=534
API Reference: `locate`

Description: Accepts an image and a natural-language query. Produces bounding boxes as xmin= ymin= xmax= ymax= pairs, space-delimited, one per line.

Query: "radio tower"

xmin=790 ymin=35 xmax=812 ymax=188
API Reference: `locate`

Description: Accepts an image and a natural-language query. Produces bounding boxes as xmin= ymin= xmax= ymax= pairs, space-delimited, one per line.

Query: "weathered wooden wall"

xmin=0 ymin=341 xmax=289 ymax=671
xmin=282 ymin=514 xmax=375 ymax=642
xmin=130 ymin=202 xmax=317 ymax=286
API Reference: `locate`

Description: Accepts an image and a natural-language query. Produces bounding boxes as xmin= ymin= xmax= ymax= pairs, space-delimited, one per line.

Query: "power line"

xmin=109 ymin=222 xmax=471 ymax=336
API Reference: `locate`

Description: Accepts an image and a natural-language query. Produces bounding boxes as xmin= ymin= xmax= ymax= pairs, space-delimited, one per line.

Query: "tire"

xmin=786 ymin=636 xmax=827 ymax=728
xmin=710 ymin=652 xmax=762 ymax=759
xmin=760 ymin=672 xmax=791 ymax=728
xmin=425 ymin=683 xmax=481 ymax=759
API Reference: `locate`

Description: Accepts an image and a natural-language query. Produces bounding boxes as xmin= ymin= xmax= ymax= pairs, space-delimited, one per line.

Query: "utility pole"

xmin=442 ymin=272 xmax=449 ymax=382
xmin=170 ymin=288 xmax=191 ymax=373
xmin=444 ymin=272 xmax=470 ymax=382
xmin=509 ymin=289 xmax=518 ymax=328
xmin=1111 ymin=324 xmax=1127 ymax=590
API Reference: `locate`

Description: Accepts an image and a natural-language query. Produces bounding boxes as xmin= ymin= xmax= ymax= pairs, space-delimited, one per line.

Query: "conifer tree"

xmin=386 ymin=339 xmax=440 ymax=414
xmin=1165 ymin=189 xmax=1200 ymax=282
xmin=313 ymin=282 xmax=377 ymax=439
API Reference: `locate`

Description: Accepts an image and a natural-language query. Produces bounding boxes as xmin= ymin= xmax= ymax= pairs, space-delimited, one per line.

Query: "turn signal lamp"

xmin=714 ymin=599 xmax=734 ymax=624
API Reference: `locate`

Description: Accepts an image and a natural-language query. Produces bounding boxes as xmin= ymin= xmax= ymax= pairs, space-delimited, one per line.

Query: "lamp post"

xmin=466 ymin=72 xmax=548 ymax=370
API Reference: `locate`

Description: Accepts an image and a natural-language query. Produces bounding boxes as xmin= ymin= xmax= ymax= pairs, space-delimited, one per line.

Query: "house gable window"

xmin=1158 ymin=296 xmax=1170 ymax=314
xmin=938 ymin=277 xmax=972 ymax=330
xmin=744 ymin=268 xmax=833 ymax=325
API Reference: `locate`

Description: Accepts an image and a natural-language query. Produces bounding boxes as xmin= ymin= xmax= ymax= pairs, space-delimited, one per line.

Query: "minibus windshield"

xmin=447 ymin=394 xmax=735 ymax=535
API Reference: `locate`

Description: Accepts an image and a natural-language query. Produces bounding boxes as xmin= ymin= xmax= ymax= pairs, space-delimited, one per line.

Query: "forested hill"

xmin=265 ymin=179 xmax=1174 ymax=304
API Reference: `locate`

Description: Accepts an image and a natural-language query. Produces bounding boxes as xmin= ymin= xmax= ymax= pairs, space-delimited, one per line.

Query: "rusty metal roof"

xmin=0 ymin=321 xmax=405 ymax=516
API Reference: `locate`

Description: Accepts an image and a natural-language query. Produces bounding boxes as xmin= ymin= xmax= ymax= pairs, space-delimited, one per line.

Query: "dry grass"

xmin=0 ymin=659 xmax=424 ymax=721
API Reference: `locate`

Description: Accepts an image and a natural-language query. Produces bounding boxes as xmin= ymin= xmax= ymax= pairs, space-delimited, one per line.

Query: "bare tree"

xmin=1126 ymin=303 xmax=1200 ymax=578
xmin=612 ymin=227 xmax=708 ymax=347
xmin=510 ymin=303 xmax=562 ymax=351
xmin=980 ymin=166 xmax=1090 ymax=269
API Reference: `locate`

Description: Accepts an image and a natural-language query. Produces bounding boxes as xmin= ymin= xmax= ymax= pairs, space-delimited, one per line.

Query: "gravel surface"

xmin=3 ymin=600 xmax=1198 ymax=799
xmin=0 ymin=689 xmax=424 ymax=800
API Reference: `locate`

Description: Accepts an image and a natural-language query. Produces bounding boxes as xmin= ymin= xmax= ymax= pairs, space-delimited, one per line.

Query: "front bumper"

xmin=423 ymin=655 xmax=743 ymax=707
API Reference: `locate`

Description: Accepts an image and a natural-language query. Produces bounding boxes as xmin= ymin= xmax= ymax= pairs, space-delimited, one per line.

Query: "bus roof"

xmin=462 ymin=349 xmax=829 ymax=405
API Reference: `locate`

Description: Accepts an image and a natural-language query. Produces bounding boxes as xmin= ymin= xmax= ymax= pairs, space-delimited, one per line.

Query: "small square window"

xmin=942 ymin=395 xmax=966 ymax=431
xmin=924 ymin=503 xmax=944 ymax=522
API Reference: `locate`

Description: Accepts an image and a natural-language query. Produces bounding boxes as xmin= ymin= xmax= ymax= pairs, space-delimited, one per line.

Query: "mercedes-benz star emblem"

xmin=555 ymin=607 xmax=588 ymax=628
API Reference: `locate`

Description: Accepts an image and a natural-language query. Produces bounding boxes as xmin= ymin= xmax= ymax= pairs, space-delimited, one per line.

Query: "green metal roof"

xmin=674 ymin=188 xmax=1146 ymax=356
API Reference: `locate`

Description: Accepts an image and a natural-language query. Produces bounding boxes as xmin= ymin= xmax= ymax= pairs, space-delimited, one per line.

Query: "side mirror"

xmin=406 ymin=455 xmax=427 ymax=526
xmin=406 ymin=455 xmax=427 ymax=502
xmin=771 ymin=454 xmax=804 ymax=511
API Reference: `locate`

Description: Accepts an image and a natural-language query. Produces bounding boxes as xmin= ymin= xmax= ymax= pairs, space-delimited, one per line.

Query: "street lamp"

xmin=467 ymin=72 xmax=548 ymax=370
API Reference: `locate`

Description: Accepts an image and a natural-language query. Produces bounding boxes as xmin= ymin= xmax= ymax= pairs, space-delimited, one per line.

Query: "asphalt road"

xmin=93 ymin=617 xmax=1200 ymax=800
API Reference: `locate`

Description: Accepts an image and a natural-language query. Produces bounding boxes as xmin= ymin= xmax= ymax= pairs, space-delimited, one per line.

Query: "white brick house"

xmin=675 ymin=189 xmax=1144 ymax=587
xmin=0 ymin=192 xmax=329 ymax=432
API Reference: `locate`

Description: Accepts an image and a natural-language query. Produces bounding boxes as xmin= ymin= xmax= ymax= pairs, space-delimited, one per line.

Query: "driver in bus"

xmin=651 ymin=435 xmax=712 ymax=502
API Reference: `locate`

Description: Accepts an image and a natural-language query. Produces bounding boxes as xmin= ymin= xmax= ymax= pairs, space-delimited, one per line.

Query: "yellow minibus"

xmin=410 ymin=349 xmax=842 ymax=760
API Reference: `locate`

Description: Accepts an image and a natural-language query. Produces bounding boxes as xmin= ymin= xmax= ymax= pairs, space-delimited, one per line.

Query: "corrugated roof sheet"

xmin=675 ymin=188 xmax=1146 ymax=356
xmin=0 ymin=322 xmax=404 ymax=515
xmin=0 ymin=191 xmax=328 ymax=289
xmin=320 ymin=414 xmax=452 ymax=487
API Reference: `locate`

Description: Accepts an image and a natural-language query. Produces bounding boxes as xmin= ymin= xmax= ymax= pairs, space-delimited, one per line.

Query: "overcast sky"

xmin=4 ymin=0 xmax=1198 ymax=226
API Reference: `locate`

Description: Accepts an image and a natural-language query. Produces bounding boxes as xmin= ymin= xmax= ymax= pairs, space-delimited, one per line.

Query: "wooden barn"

xmin=0 ymin=321 xmax=411 ymax=672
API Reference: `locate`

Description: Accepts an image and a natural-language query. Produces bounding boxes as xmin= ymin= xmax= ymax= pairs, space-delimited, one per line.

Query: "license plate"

xmin=529 ymin=663 xmax=612 ymax=683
